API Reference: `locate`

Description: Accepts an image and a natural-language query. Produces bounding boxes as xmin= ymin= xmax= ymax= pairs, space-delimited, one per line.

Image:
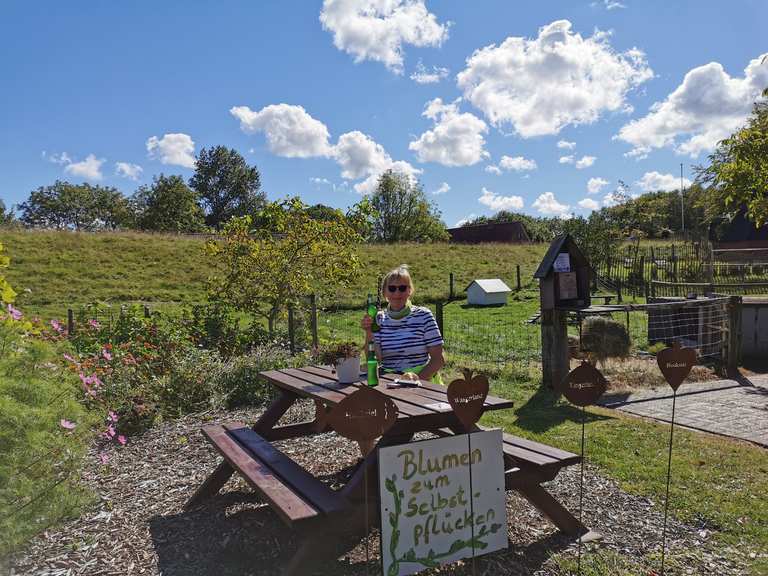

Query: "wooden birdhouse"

xmin=534 ymin=234 xmax=592 ymax=311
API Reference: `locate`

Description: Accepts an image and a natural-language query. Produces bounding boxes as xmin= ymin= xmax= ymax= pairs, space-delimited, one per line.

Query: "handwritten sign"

xmin=657 ymin=342 xmax=696 ymax=391
xmin=378 ymin=431 xmax=507 ymax=576
xmin=559 ymin=361 xmax=607 ymax=406
xmin=326 ymin=386 xmax=398 ymax=444
xmin=447 ymin=369 xmax=489 ymax=432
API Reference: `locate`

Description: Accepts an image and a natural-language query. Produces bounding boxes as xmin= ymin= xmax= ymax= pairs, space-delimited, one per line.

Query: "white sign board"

xmin=378 ymin=430 xmax=507 ymax=576
xmin=554 ymin=252 xmax=571 ymax=273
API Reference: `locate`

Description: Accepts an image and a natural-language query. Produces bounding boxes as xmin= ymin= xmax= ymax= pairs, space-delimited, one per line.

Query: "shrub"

xmin=217 ymin=345 xmax=309 ymax=408
xmin=580 ymin=316 xmax=631 ymax=365
xmin=0 ymin=323 xmax=97 ymax=554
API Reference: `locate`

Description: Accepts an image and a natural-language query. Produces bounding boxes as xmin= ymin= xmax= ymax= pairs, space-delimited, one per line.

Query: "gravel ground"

xmin=7 ymin=402 xmax=749 ymax=576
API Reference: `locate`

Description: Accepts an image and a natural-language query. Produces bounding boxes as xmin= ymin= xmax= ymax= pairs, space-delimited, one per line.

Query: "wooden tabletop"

xmin=259 ymin=366 xmax=514 ymax=425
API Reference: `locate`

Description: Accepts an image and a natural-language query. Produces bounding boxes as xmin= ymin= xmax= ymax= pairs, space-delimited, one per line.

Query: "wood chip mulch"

xmin=7 ymin=402 xmax=750 ymax=575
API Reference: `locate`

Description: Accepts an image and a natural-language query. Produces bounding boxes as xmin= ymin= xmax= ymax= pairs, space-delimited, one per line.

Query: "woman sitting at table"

xmin=361 ymin=264 xmax=445 ymax=384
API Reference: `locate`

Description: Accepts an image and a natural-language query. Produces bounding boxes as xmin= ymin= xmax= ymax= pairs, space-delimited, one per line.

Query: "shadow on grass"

xmin=513 ymin=384 xmax=612 ymax=434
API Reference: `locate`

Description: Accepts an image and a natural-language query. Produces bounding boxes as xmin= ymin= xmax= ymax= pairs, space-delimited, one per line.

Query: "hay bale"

xmin=580 ymin=316 xmax=631 ymax=365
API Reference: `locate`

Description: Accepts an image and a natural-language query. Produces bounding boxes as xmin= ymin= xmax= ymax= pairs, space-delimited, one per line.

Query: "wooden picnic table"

xmin=185 ymin=366 xmax=587 ymax=575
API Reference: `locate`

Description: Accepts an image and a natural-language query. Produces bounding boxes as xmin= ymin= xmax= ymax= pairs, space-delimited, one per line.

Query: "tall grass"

xmin=0 ymin=230 xmax=548 ymax=318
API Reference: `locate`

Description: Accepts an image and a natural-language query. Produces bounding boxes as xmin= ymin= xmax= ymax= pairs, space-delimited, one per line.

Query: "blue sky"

xmin=1 ymin=1 xmax=766 ymax=228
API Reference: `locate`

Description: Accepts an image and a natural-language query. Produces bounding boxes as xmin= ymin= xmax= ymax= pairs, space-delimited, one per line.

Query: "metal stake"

xmin=660 ymin=391 xmax=678 ymax=575
xmin=577 ymin=405 xmax=586 ymax=575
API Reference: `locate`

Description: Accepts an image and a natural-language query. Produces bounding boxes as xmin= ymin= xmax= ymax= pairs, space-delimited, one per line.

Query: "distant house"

xmin=466 ymin=279 xmax=512 ymax=306
xmin=448 ymin=221 xmax=530 ymax=244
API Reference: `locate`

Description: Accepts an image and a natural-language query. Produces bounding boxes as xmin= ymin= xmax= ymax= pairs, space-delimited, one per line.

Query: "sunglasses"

xmin=387 ymin=285 xmax=409 ymax=293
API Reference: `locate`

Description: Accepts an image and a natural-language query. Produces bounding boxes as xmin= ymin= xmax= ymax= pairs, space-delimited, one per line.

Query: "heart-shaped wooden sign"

xmin=657 ymin=341 xmax=696 ymax=391
xmin=447 ymin=368 xmax=489 ymax=431
xmin=326 ymin=386 xmax=398 ymax=444
xmin=559 ymin=361 xmax=607 ymax=406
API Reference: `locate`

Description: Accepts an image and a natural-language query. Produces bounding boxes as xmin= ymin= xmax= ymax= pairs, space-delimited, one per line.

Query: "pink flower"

xmin=102 ymin=348 xmax=113 ymax=361
xmin=60 ymin=419 xmax=76 ymax=430
xmin=88 ymin=319 xmax=100 ymax=329
xmin=7 ymin=304 xmax=22 ymax=321
xmin=108 ymin=410 xmax=119 ymax=423
xmin=99 ymin=452 xmax=109 ymax=464
xmin=50 ymin=319 xmax=64 ymax=333
xmin=104 ymin=424 xmax=116 ymax=439
xmin=116 ymin=435 xmax=127 ymax=446
xmin=63 ymin=353 xmax=78 ymax=364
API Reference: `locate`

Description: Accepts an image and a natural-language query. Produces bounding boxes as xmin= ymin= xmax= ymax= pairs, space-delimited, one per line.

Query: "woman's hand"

xmin=360 ymin=314 xmax=373 ymax=335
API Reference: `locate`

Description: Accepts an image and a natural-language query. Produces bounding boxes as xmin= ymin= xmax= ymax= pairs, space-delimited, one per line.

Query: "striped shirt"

xmin=372 ymin=306 xmax=444 ymax=372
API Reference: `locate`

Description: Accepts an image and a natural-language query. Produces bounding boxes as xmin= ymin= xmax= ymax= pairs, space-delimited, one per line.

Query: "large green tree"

xmin=189 ymin=146 xmax=266 ymax=229
xmin=19 ymin=181 xmax=130 ymax=230
xmin=696 ymin=88 xmax=768 ymax=225
xmin=369 ymin=170 xmax=448 ymax=242
xmin=132 ymin=174 xmax=206 ymax=232
xmin=206 ymin=197 xmax=361 ymax=333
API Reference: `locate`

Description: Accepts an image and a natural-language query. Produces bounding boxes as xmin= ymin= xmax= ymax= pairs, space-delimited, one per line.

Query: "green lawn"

xmin=475 ymin=366 xmax=768 ymax=576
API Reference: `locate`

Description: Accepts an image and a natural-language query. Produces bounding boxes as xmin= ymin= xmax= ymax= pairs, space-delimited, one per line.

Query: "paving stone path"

xmin=599 ymin=374 xmax=768 ymax=447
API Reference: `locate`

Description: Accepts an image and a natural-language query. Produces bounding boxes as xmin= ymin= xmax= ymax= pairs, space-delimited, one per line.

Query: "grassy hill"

xmin=0 ymin=230 xmax=548 ymax=319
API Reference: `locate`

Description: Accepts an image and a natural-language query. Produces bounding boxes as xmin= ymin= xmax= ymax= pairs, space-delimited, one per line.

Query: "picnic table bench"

xmin=185 ymin=366 xmax=587 ymax=575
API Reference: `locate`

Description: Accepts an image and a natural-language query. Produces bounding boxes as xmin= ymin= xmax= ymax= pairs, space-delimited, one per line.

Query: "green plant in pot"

xmin=317 ymin=341 xmax=361 ymax=383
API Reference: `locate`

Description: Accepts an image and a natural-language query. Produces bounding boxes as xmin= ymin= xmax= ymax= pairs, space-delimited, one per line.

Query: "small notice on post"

xmin=554 ymin=252 xmax=571 ymax=272
xmin=378 ymin=430 xmax=507 ymax=576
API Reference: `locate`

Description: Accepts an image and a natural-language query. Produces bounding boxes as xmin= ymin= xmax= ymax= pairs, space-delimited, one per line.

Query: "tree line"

xmin=3 ymin=146 xmax=448 ymax=243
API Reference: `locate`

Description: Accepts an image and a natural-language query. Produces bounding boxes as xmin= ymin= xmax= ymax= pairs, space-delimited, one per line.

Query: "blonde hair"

xmin=382 ymin=264 xmax=414 ymax=295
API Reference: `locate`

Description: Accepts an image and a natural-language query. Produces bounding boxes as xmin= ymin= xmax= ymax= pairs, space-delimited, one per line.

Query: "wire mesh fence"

xmin=568 ymin=296 xmax=731 ymax=365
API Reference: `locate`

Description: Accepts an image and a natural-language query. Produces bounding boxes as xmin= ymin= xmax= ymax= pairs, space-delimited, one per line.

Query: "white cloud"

xmin=617 ymin=54 xmax=768 ymax=158
xmin=64 ymin=154 xmax=104 ymax=181
xmin=478 ymin=187 xmax=524 ymax=211
xmin=587 ymin=177 xmax=609 ymax=194
xmin=146 ymin=133 xmax=196 ymax=168
xmin=410 ymin=60 xmax=449 ymax=84
xmin=456 ymin=20 xmax=652 ymax=137
xmin=533 ymin=191 xmax=570 ymax=217
xmin=602 ymin=191 xmax=624 ymax=207
xmin=230 ymin=104 xmax=332 ymax=157
xmin=48 ymin=152 xmax=72 ymax=165
xmin=499 ymin=155 xmax=537 ymax=172
xmin=432 ymin=182 xmax=450 ymax=195
xmin=233 ymin=103 xmax=418 ymax=194
xmin=578 ymin=197 xmax=601 ymax=210
xmin=559 ymin=155 xmax=574 ymax=164
xmin=575 ymin=155 xmax=596 ymax=169
xmin=319 ymin=0 xmax=450 ymax=74
xmin=454 ymin=213 xmax=477 ymax=227
xmin=484 ymin=164 xmax=502 ymax=175
xmin=592 ymin=0 xmax=626 ymax=9
xmin=409 ymin=98 xmax=489 ymax=166
xmin=115 ymin=162 xmax=143 ymax=181
xmin=635 ymin=171 xmax=692 ymax=192
xmin=557 ymin=140 xmax=576 ymax=150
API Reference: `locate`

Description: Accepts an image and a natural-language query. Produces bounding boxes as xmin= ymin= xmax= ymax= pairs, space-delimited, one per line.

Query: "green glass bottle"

xmin=367 ymin=339 xmax=379 ymax=387
xmin=367 ymin=293 xmax=380 ymax=332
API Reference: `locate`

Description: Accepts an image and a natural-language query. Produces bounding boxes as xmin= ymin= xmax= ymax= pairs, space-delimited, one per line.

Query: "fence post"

xmin=516 ymin=265 xmax=521 ymax=291
xmin=672 ymin=245 xmax=678 ymax=283
xmin=67 ymin=308 xmax=75 ymax=336
xmin=449 ymin=272 xmax=454 ymax=300
xmin=436 ymin=301 xmax=444 ymax=337
xmin=309 ymin=294 xmax=318 ymax=350
xmin=616 ymin=279 xmax=623 ymax=303
xmin=288 ymin=305 xmax=296 ymax=355
xmin=143 ymin=305 xmax=150 ymax=318
xmin=541 ymin=309 xmax=569 ymax=390
xmin=726 ymin=295 xmax=742 ymax=375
